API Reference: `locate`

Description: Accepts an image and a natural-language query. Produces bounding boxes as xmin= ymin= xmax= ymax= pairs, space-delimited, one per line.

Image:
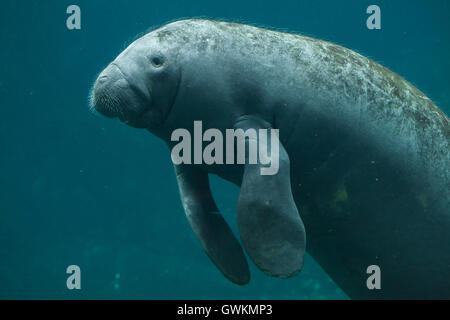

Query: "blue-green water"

xmin=0 ymin=0 xmax=449 ymax=299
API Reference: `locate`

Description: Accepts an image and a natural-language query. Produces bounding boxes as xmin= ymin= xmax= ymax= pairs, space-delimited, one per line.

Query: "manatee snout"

xmin=91 ymin=63 xmax=129 ymax=118
xmin=91 ymin=63 xmax=152 ymax=127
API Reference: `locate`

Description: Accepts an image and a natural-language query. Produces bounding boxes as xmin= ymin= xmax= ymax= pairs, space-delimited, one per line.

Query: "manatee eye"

xmin=151 ymin=56 xmax=164 ymax=67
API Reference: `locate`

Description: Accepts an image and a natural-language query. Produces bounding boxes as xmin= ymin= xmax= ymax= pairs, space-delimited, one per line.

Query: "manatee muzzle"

xmin=91 ymin=63 xmax=151 ymax=124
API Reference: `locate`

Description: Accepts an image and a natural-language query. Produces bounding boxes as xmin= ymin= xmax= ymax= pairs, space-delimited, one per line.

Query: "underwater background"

xmin=0 ymin=0 xmax=449 ymax=299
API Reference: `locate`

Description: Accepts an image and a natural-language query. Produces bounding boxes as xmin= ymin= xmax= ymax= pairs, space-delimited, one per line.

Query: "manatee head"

xmin=90 ymin=31 xmax=181 ymax=130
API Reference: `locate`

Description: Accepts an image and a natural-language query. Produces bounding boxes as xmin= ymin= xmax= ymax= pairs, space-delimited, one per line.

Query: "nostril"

xmin=98 ymin=75 xmax=108 ymax=83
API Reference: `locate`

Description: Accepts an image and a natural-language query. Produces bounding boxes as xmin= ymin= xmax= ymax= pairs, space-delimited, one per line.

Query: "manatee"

xmin=90 ymin=19 xmax=450 ymax=299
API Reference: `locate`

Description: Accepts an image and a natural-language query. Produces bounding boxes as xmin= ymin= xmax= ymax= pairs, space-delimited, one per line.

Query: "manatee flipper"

xmin=174 ymin=164 xmax=250 ymax=285
xmin=234 ymin=116 xmax=306 ymax=278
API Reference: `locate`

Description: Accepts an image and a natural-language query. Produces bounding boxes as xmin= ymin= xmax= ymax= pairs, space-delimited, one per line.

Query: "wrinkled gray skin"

xmin=91 ymin=19 xmax=450 ymax=299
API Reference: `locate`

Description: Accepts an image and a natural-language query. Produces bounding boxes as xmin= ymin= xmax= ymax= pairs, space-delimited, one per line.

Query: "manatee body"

xmin=91 ymin=19 xmax=450 ymax=299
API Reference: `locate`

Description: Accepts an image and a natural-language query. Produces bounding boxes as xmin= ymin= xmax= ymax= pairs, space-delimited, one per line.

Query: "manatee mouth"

xmin=90 ymin=63 xmax=154 ymax=128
